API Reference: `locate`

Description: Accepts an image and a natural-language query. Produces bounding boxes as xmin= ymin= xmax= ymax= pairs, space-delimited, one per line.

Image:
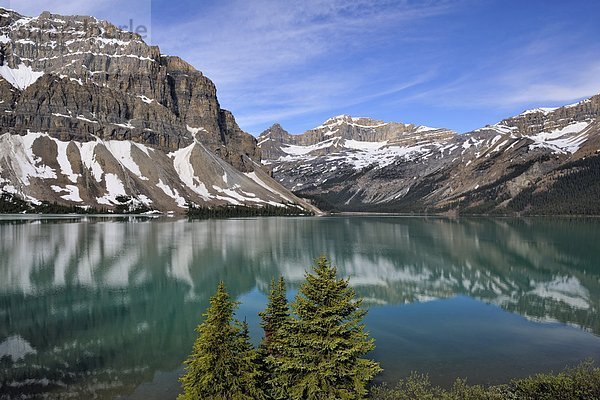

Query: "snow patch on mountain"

xmin=96 ymin=173 xmax=127 ymax=205
xmin=314 ymin=115 xmax=389 ymax=130
xmin=0 ymin=132 xmax=57 ymax=185
xmin=137 ymin=95 xmax=155 ymax=104
xmin=156 ymin=179 xmax=187 ymax=208
xmin=0 ymin=63 xmax=44 ymax=90
xmin=344 ymin=139 xmax=388 ymax=151
xmin=78 ymin=141 xmax=103 ymax=182
xmin=169 ymin=142 xmax=212 ymax=201
xmin=104 ymin=140 xmax=149 ymax=180
xmin=526 ymin=121 xmax=590 ymax=154
xmin=280 ymin=138 xmax=338 ymax=157
xmin=244 ymin=171 xmax=294 ymax=203
xmin=415 ymin=126 xmax=440 ymax=133
xmin=54 ymin=140 xmax=78 ymax=183
xmin=51 ymin=184 xmax=82 ymax=202
xmin=329 ymin=142 xmax=432 ymax=170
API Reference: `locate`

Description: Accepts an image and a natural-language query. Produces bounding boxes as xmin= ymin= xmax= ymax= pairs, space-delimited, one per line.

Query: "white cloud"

xmin=152 ymin=0 xmax=456 ymax=133
xmin=154 ymin=0 xmax=453 ymax=83
xmin=4 ymin=0 xmax=596 ymax=135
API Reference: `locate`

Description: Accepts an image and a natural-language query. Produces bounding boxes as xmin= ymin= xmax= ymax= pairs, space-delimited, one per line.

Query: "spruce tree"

xmin=259 ymin=277 xmax=290 ymax=353
xmin=178 ymin=282 xmax=265 ymax=400
xmin=235 ymin=320 xmax=267 ymax=399
xmin=273 ymin=256 xmax=382 ymax=400
xmin=259 ymin=277 xmax=291 ymax=399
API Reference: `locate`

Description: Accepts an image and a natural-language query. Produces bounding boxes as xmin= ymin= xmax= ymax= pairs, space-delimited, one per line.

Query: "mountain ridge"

xmin=259 ymin=94 xmax=600 ymax=214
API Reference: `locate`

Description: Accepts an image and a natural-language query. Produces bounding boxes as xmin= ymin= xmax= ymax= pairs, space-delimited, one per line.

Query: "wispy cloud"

xmin=155 ymin=0 xmax=454 ymax=81
xmin=233 ymin=69 xmax=435 ymax=129
xmin=3 ymin=1 xmax=598 ymax=134
xmin=152 ymin=0 xmax=459 ymax=132
xmin=398 ymin=29 xmax=600 ymax=113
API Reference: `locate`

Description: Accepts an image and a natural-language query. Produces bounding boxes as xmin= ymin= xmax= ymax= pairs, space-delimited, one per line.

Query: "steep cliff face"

xmin=0 ymin=8 xmax=316 ymax=213
xmin=0 ymin=8 xmax=260 ymax=170
xmin=260 ymin=95 xmax=600 ymax=214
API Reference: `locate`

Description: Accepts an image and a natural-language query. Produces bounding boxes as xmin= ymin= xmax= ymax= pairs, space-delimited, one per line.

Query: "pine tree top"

xmin=260 ymin=277 xmax=289 ymax=329
xmin=294 ymin=256 xmax=364 ymax=325
xmin=179 ymin=282 xmax=266 ymax=400
xmin=202 ymin=281 xmax=239 ymax=330
xmin=271 ymin=256 xmax=382 ymax=400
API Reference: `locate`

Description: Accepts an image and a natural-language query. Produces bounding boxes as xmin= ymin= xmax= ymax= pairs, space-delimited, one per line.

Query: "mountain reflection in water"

xmin=1 ymin=216 xmax=599 ymax=398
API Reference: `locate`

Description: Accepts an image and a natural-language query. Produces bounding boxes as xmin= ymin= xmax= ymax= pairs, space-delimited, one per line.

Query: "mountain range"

xmin=0 ymin=8 xmax=315 ymax=214
xmin=0 ymin=7 xmax=598 ymax=215
xmin=259 ymin=95 xmax=600 ymax=215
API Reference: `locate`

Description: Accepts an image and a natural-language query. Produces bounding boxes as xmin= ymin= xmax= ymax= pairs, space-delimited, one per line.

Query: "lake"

xmin=1 ymin=215 xmax=600 ymax=399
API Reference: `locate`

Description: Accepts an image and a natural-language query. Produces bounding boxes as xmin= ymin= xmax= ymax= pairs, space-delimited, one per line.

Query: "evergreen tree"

xmin=235 ymin=320 xmax=267 ymax=399
xmin=259 ymin=277 xmax=290 ymax=353
xmin=259 ymin=277 xmax=291 ymax=399
xmin=178 ymin=282 xmax=265 ymax=400
xmin=273 ymin=256 xmax=382 ymax=400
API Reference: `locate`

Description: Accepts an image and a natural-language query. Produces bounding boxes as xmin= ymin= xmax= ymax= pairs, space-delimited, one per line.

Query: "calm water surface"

xmin=1 ymin=215 xmax=600 ymax=398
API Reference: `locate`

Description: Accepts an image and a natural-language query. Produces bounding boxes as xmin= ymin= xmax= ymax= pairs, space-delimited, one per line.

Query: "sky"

xmin=3 ymin=0 xmax=600 ymax=135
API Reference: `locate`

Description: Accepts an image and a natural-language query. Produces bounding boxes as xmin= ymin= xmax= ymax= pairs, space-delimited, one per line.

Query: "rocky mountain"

xmin=0 ymin=8 xmax=316 ymax=213
xmin=259 ymin=95 xmax=600 ymax=214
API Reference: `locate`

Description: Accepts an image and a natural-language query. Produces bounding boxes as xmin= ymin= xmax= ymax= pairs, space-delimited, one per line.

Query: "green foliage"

xmin=178 ymin=282 xmax=266 ymax=400
xmin=509 ymin=360 xmax=600 ymax=399
xmin=0 ymin=192 xmax=30 ymax=213
xmin=259 ymin=277 xmax=291 ymax=399
xmin=181 ymin=263 xmax=382 ymax=400
xmin=260 ymin=277 xmax=289 ymax=351
xmin=507 ymin=155 xmax=600 ymax=215
xmin=295 ymin=193 xmax=340 ymax=213
xmin=370 ymin=373 xmax=505 ymax=400
xmin=0 ymin=193 xmax=106 ymax=214
xmin=113 ymin=195 xmax=153 ymax=214
xmin=0 ymin=192 xmax=154 ymax=214
xmin=370 ymin=361 xmax=600 ymax=400
xmin=187 ymin=203 xmax=312 ymax=218
xmin=271 ymin=256 xmax=382 ymax=400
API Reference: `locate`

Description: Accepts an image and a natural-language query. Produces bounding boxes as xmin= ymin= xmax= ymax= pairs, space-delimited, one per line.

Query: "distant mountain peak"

xmin=259 ymin=94 xmax=600 ymax=215
xmin=314 ymin=115 xmax=390 ymax=131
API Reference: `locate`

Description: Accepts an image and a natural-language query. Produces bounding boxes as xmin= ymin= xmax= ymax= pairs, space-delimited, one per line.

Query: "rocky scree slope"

xmin=259 ymin=95 xmax=600 ymax=214
xmin=0 ymin=8 xmax=314 ymax=213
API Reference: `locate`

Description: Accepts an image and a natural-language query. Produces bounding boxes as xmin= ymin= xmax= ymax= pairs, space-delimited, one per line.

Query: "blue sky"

xmin=5 ymin=0 xmax=600 ymax=135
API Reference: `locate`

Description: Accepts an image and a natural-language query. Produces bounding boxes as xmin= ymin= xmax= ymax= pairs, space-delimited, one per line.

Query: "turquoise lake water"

xmin=1 ymin=215 xmax=599 ymax=398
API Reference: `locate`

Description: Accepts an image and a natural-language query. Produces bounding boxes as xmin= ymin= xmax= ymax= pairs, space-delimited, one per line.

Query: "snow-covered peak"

xmin=520 ymin=107 xmax=558 ymax=116
xmin=564 ymin=97 xmax=593 ymax=109
xmin=520 ymin=96 xmax=597 ymax=116
xmin=316 ymin=114 xmax=352 ymax=128
xmin=0 ymin=7 xmax=22 ymax=19
xmin=314 ymin=115 xmax=389 ymax=130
